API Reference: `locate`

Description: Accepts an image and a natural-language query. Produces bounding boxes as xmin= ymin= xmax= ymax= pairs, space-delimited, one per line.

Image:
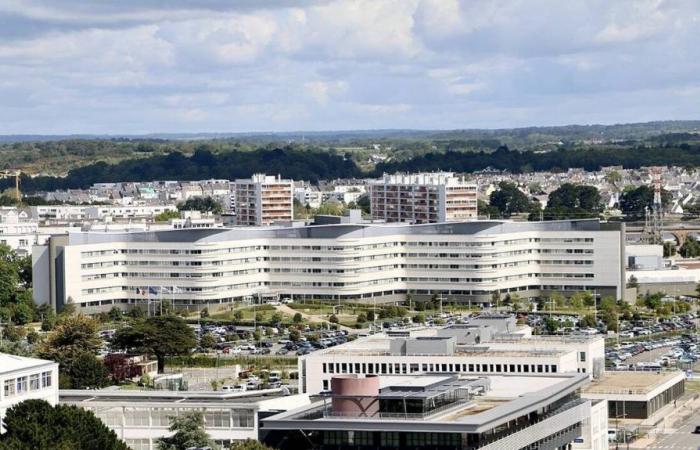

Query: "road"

xmin=645 ymin=413 xmax=700 ymax=450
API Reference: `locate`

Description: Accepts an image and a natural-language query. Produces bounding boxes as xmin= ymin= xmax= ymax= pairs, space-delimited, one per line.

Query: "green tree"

xmin=356 ymin=313 xmax=367 ymax=323
xmin=200 ymin=333 xmax=217 ymax=349
xmin=412 ymin=313 xmax=425 ymax=323
xmin=158 ymin=411 xmax=214 ymax=450
xmin=0 ymin=259 xmax=19 ymax=306
xmin=488 ymin=182 xmax=531 ymax=217
xmin=579 ymin=314 xmax=597 ymax=328
xmin=108 ymin=306 xmax=123 ymax=322
xmin=292 ymin=312 xmax=303 ymax=323
xmin=270 ymin=311 xmax=283 ymax=323
xmin=544 ymin=317 xmax=559 ymax=334
xmin=356 ymin=194 xmax=370 ymax=215
xmin=129 ymin=306 xmax=146 ymax=319
xmin=66 ymin=352 xmax=110 ymax=389
xmin=0 ymin=399 xmax=128 ymax=450
xmin=680 ymin=236 xmax=700 ymax=258
xmin=315 ymin=202 xmax=347 ymax=216
xmin=619 ymin=185 xmax=671 ymax=219
xmin=177 ymin=196 xmax=223 ymax=215
xmin=3 ymin=323 xmax=25 ymax=342
xmin=230 ymin=439 xmax=274 ymax=450
xmin=233 ymin=309 xmax=244 ymax=321
xmin=542 ymin=183 xmax=602 ymax=219
xmin=154 ymin=210 xmax=181 ymax=222
xmin=200 ymin=307 xmax=209 ymax=318
xmin=12 ymin=301 xmax=33 ymax=325
xmin=328 ymin=314 xmax=339 ymax=324
xmin=39 ymin=315 xmax=103 ymax=368
xmin=112 ymin=316 xmax=197 ymax=373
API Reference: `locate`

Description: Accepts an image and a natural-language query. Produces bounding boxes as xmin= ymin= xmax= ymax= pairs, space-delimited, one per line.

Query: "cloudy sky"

xmin=0 ymin=0 xmax=698 ymax=134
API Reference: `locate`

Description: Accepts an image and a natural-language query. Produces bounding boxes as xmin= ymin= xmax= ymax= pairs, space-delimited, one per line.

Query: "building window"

xmin=355 ymin=431 xmax=373 ymax=446
xmin=580 ymin=352 xmax=586 ymax=362
xmin=4 ymin=379 xmax=15 ymax=397
xmin=16 ymin=376 xmax=27 ymax=394
xmin=41 ymin=371 xmax=52 ymax=388
xmin=324 ymin=431 xmax=349 ymax=446
xmin=380 ymin=432 xmax=400 ymax=448
xmin=30 ymin=374 xmax=40 ymax=390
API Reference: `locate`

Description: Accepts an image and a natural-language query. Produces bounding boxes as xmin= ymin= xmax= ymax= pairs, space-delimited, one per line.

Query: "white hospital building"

xmin=32 ymin=219 xmax=624 ymax=313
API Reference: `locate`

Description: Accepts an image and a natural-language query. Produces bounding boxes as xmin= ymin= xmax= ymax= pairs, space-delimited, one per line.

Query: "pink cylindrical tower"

xmin=331 ymin=375 xmax=380 ymax=417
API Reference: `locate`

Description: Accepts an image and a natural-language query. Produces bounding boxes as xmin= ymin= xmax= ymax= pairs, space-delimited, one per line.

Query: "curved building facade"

xmin=32 ymin=219 xmax=624 ymax=312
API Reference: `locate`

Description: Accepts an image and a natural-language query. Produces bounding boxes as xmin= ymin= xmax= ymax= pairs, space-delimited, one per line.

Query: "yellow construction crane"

xmin=0 ymin=170 xmax=21 ymax=202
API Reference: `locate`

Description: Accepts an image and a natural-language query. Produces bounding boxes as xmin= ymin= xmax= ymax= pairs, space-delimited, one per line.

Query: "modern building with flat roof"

xmin=0 ymin=353 xmax=59 ymax=433
xmin=60 ymin=388 xmax=310 ymax=450
xmin=298 ymin=321 xmax=606 ymax=395
xmin=581 ymin=370 xmax=686 ymax=421
xmin=32 ymin=219 xmax=624 ymax=313
xmin=369 ymin=172 xmax=478 ymax=224
xmin=262 ymin=373 xmax=609 ymax=450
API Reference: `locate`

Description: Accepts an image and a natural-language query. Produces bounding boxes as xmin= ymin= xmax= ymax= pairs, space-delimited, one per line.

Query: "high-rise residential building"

xmin=32 ymin=219 xmax=624 ymax=313
xmin=234 ymin=174 xmax=293 ymax=226
xmin=369 ymin=172 xmax=477 ymax=224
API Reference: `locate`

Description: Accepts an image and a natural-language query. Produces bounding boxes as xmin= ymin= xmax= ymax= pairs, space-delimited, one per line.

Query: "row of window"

xmin=3 ymin=371 xmax=52 ymax=398
xmin=81 ymin=237 xmax=596 ymax=259
xmin=94 ymin=406 xmax=254 ymax=428
xmin=321 ymin=361 xmax=559 ymax=376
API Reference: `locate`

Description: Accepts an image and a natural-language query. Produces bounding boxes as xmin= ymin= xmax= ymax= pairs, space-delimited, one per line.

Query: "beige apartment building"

xmin=369 ymin=172 xmax=477 ymax=224
xmin=234 ymin=174 xmax=293 ymax=226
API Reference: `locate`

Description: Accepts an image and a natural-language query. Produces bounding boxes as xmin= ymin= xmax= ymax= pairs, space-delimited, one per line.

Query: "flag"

xmin=161 ymin=286 xmax=171 ymax=294
xmin=172 ymin=286 xmax=182 ymax=294
xmin=135 ymin=288 xmax=146 ymax=296
xmin=148 ymin=286 xmax=159 ymax=296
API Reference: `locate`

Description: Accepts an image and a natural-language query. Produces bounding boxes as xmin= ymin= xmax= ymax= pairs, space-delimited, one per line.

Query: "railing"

xmin=321 ymin=398 xmax=470 ymax=421
xmin=475 ymin=398 xmax=589 ymax=450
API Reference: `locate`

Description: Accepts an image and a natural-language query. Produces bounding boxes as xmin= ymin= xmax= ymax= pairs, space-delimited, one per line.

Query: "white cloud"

xmin=0 ymin=0 xmax=698 ymax=133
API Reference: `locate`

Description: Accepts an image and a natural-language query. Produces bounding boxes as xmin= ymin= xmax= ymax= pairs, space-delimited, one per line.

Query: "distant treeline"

xmin=376 ymin=144 xmax=700 ymax=174
xmin=5 ymin=148 xmax=361 ymax=191
xmin=5 ymin=143 xmax=700 ymax=193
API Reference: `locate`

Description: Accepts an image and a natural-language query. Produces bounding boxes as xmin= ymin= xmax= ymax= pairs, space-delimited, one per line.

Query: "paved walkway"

xmin=629 ymin=394 xmax=700 ymax=449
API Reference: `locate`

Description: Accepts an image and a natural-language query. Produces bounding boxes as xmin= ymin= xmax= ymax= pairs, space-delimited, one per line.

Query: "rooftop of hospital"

xmin=60 ymin=387 xmax=300 ymax=405
xmin=307 ymin=321 xmax=600 ymax=359
xmin=62 ymin=218 xmax=622 ymax=245
xmin=263 ymin=373 xmax=590 ymax=433
xmin=0 ymin=353 xmax=56 ymax=374
xmin=581 ymin=370 xmax=686 ymax=396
